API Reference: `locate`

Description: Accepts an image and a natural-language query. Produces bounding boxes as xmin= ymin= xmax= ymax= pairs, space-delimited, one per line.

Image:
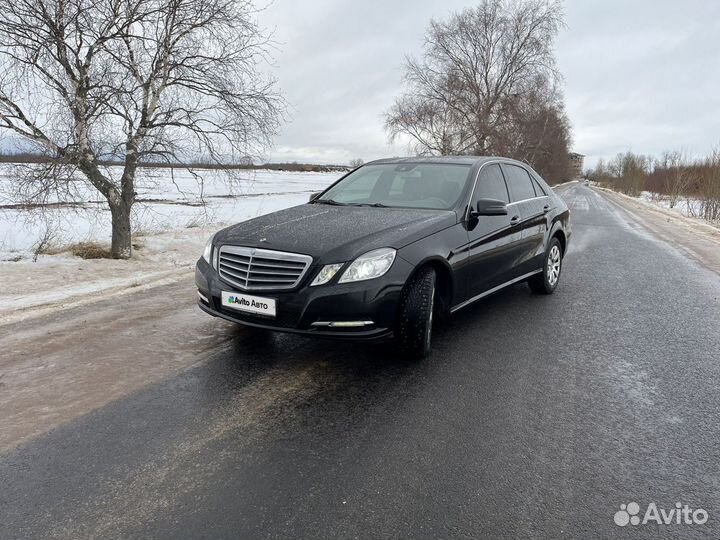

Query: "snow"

xmin=637 ymin=191 xmax=718 ymax=225
xmin=0 ymin=166 xmax=338 ymax=256
xmin=0 ymin=166 xmax=339 ymax=323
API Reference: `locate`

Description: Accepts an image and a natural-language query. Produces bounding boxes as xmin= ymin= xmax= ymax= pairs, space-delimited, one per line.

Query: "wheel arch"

xmin=550 ymin=226 xmax=567 ymax=256
xmin=402 ymin=256 xmax=454 ymax=316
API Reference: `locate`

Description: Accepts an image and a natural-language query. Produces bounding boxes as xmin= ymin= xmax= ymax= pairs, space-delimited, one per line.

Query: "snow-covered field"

xmin=637 ymin=191 xmax=716 ymax=223
xmin=0 ymin=166 xmax=339 ymax=323
xmin=0 ymin=165 xmax=339 ymax=257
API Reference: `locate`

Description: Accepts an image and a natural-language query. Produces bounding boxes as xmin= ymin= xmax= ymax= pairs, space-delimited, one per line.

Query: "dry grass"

xmin=69 ymin=242 xmax=114 ymax=259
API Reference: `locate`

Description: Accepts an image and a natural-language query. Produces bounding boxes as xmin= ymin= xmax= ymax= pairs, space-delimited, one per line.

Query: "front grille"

xmin=217 ymin=246 xmax=312 ymax=291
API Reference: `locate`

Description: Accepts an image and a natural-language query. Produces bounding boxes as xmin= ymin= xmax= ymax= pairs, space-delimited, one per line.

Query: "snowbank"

xmin=596 ymin=187 xmax=720 ymax=231
xmin=0 ymin=167 xmax=339 ymax=324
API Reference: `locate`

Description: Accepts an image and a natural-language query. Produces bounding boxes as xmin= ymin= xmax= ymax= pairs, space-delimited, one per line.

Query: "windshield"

xmin=316 ymin=163 xmax=472 ymax=210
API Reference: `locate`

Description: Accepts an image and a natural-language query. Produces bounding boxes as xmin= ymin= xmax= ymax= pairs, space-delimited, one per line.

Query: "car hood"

xmin=215 ymin=203 xmax=457 ymax=262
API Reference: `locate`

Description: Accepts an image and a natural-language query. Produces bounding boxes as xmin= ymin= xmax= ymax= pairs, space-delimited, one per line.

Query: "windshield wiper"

xmin=313 ymin=199 xmax=347 ymax=206
xmin=314 ymin=199 xmax=388 ymax=208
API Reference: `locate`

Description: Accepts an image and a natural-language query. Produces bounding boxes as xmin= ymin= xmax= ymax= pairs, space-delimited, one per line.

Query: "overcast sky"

xmin=257 ymin=0 xmax=720 ymax=168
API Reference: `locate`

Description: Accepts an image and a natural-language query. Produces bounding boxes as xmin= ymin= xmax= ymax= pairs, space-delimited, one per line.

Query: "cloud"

xmin=257 ymin=0 xmax=472 ymax=164
xmin=557 ymin=0 xmax=720 ymax=167
xmin=258 ymin=0 xmax=720 ymax=167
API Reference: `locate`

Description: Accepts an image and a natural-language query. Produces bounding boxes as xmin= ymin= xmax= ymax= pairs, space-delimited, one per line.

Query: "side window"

xmin=503 ymin=164 xmax=536 ymax=202
xmin=475 ymin=164 xmax=509 ymax=203
xmin=531 ymin=176 xmax=547 ymax=196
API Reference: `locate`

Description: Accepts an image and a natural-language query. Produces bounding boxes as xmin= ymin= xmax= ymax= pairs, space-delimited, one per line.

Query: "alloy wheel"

xmin=547 ymin=245 xmax=561 ymax=287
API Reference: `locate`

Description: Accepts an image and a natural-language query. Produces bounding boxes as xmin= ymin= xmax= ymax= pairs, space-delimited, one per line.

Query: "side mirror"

xmin=308 ymin=192 xmax=321 ymax=202
xmin=471 ymin=198 xmax=508 ymax=217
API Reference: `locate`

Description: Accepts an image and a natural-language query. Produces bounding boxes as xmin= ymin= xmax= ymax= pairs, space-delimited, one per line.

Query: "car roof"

xmin=365 ymin=155 xmax=530 ymax=168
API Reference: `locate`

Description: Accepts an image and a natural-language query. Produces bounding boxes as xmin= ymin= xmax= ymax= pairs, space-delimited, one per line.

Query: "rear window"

xmin=531 ymin=176 xmax=547 ymax=196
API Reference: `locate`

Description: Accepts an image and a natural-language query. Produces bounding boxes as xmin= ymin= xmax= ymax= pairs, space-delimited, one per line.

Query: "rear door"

xmin=526 ymin=173 xmax=554 ymax=269
xmin=501 ymin=163 xmax=550 ymax=277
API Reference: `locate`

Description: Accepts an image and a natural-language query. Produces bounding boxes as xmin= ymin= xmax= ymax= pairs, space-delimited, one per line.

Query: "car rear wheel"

xmin=396 ymin=266 xmax=436 ymax=359
xmin=528 ymin=237 xmax=563 ymax=294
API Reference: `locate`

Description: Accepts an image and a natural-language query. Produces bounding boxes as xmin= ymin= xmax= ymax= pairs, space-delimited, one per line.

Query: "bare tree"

xmin=0 ymin=0 xmax=283 ymax=258
xmin=697 ymin=150 xmax=720 ymax=222
xmin=593 ymin=148 xmax=720 ymax=224
xmin=349 ymin=158 xmax=364 ymax=168
xmin=656 ymin=150 xmax=694 ymax=208
xmin=608 ymin=152 xmax=649 ymax=196
xmin=492 ymin=76 xmax=571 ymax=182
xmin=385 ymin=0 xmax=565 ymax=163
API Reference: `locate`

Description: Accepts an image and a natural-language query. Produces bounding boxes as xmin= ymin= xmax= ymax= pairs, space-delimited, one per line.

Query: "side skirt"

xmin=450 ymin=270 xmax=543 ymax=314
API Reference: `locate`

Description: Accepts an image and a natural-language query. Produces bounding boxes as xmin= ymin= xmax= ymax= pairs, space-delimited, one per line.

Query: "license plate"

xmin=221 ymin=291 xmax=276 ymax=318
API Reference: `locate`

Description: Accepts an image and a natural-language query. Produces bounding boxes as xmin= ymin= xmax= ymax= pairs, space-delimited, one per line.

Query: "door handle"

xmin=510 ymin=215 xmax=520 ymax=226
xmin=543 ymin=204 xmax=551 ymax=213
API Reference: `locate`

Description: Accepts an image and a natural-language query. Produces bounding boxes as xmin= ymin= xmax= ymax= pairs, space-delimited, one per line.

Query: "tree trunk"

xmin=75 ymin=158 xmax=134 ymax=259
xmin=109 ymin=200 xmax=132 ymax=259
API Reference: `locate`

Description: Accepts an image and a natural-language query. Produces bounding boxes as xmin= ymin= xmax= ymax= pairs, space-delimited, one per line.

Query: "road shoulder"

xmin=0 ymin=277 xmax=239 ymax=453
xmin=0 ymin=225 xmax=215 ymax=327
xmin=595 ymin=187 xmax=720 ymax=276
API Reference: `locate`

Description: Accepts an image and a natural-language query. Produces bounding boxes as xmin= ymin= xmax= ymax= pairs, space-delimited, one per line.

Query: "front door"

xmin=459 ymin=163 xmax=525 ymax=301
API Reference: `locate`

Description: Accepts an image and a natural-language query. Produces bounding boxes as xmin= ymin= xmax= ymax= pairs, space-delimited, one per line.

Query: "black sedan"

xmin=195 ymin=156 xmax=571 ymax=358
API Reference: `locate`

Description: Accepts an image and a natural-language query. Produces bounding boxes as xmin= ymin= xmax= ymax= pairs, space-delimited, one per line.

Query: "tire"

xmin=528 ymin=237 xmax=563 ymax=295
xmin=396 ymin=266 xmax=436 ymax=359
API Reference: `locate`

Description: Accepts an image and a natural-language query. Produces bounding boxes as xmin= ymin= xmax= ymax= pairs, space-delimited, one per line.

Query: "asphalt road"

xmin=2 ymin=184 xmax=720 ymax=539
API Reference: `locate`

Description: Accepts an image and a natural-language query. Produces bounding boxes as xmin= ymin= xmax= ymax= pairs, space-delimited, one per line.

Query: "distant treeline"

xmin=588 ymin=150 xmax=720 ymax=222
xmin=0 ymin=152 xmax=349 ymax=173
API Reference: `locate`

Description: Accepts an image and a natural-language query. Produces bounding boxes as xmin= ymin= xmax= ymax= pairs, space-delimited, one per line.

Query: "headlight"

xmin=202 ymin=234 xmax=215 ymax=264
xmin=339 ymin=248 xmax=396 ymax=283
xmin=310 ymin=263 xmax=343 ymax=286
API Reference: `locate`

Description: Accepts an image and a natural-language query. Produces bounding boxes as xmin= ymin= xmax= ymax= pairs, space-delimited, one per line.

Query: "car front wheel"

xmin=529 ymin=237 xmax=563 ymax=294
xmin=396 ymin=266 xmax=436 ymax=359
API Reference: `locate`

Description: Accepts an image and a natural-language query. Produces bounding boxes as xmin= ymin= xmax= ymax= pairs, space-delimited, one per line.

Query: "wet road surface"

xmin=1 ymin=184 xmax=720 ymax=539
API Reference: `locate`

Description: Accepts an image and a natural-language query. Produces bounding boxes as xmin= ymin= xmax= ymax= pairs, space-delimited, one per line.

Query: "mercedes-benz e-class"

xmin=195 ymin=156 xmax=571 ymax=358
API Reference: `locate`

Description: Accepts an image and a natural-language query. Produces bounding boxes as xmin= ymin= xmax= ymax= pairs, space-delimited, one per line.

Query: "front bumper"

xmin=194 ymin=256 xmax=414 ymax=342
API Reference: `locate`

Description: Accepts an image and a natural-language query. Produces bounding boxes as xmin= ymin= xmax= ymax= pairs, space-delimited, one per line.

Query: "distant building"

xmin=568 ymin=152 xmax=585 ymax=179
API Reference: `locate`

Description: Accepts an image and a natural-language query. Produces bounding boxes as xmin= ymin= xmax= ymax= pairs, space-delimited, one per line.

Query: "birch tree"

xmin=0 ymin=0 xmax=283 ymax=258
xmin=385 ymin=0 xmax=568 ymax=179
